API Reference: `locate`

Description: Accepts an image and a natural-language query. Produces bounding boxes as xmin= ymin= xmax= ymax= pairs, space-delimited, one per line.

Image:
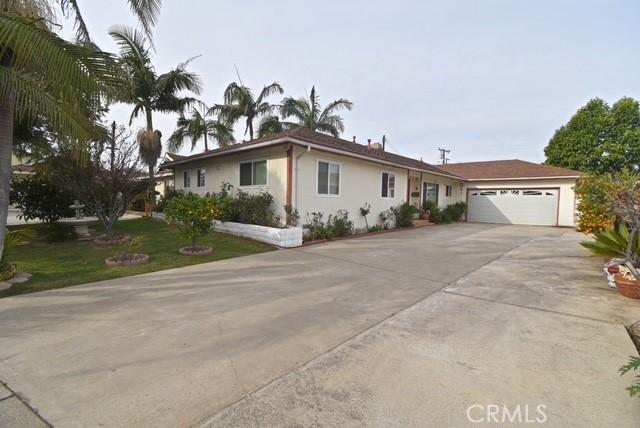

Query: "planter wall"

xmin=213 ymin=220 xmax=303 ymax=248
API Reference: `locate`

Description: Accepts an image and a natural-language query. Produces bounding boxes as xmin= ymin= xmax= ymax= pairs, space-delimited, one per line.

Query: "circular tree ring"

xmin=94 ymin=235 xmax=130 ymax=246
xmin=179 ymin=245 xmax=214 ymax=256
xmin=105 ymin=253 xmax=150 ymax=267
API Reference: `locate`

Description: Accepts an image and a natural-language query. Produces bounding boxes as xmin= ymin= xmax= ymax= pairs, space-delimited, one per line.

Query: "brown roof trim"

xmin=439 ymin=159 xmax=581 ymax=180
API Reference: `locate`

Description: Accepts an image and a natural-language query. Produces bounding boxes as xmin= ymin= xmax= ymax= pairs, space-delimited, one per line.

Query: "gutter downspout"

xmin=294 ymin=145 xmax=311 ymax=214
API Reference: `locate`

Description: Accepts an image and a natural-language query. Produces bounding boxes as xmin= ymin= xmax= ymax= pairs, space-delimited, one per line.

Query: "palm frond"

xmin=60 ymin=0 xmax=91 ymax=43
xmin=1 ymin=14 xmax=121 ymax=97
xmin=126 ymin=0 xmax=162 ymax=40
xmin=0 ymin=65 xmax=102 ymax=142
xmin=109 ymin=25 xmax=152 ymax=67
xmin=256 ymin=82 xmax=283 ymax=104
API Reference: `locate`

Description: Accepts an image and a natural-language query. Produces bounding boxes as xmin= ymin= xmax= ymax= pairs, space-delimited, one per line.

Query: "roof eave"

xmin=464 ymin=175 xmax=581 ymax=182
xmin=161 ymin=136 xmax=465 ymax=180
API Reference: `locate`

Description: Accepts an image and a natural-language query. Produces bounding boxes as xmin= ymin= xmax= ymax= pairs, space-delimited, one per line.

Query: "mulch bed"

xmin=178 ymin=245 xmax=215 ymax=256
xmin=94 ymin=235 xmax=131 ymax=246
xmin=105 ymin=253 xmax=150 ymax=267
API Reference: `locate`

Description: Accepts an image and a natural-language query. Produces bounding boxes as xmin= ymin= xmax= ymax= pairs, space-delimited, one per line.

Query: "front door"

xmin=423 ymin=182 xmax=439 ymax=206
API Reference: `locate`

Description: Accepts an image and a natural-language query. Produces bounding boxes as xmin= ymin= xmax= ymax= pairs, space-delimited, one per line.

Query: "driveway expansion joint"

xmin=0 ymin=380 xmax=53 ymax=428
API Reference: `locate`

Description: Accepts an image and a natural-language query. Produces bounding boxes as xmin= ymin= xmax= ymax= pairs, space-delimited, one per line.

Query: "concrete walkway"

xmin=0 ymin=224 xmax=638 ymax=427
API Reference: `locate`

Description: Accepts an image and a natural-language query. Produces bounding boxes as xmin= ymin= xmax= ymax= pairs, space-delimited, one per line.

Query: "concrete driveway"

xmin=0 ymin=223 xmax=638 ymax=427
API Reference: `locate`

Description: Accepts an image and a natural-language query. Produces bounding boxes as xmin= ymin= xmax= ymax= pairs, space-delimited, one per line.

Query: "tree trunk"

xmin=248 ymin=118 xmax=254 ymax=141
xmin=203 ymin=132 xmax=209 ymax=152
xmin=144 ymin=108 xmax=156 ymax=217
xmin=0 ymin=94 xmax=15 ymax=262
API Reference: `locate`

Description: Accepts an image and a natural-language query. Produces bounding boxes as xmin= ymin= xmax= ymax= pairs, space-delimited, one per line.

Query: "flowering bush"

xmin=574 ymin=174 xmax=615 ymax=233
xmin=165 ymin=194 xmax=221 ymax=247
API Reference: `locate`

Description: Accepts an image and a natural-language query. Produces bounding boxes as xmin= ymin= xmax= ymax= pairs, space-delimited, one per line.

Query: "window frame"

xmin=445 ymin=184 xmax=453 ymax=197
xmin=196 ymin=168 xmax=206 ymax=188
xmin=183 ymin=170 xmax=191 ymax=188
xmin=315 ymin=159 xmax=341 ymax=197
xmin=238 ymin=159 xmax=268 ymax=187
xmin=381 ymin=170 xmax=396 ymax=199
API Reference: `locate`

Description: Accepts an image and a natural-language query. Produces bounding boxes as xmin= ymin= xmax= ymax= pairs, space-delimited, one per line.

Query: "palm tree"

xmin=167 ymin=103 xmax=235 ymax=152
xmin=278 ymin=86 xmax=353 ymax=137
xmin=0 ymin=1 xmax=161 ymax=260
xmin=110 ymin=26 xmax=201 ymax=206
xmin=214 ymin=82 xmax=283 ymax=141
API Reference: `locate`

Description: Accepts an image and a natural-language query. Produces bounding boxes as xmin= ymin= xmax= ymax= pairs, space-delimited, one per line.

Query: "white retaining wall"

xmin=213 ymin=221 xmax=303 ymax=248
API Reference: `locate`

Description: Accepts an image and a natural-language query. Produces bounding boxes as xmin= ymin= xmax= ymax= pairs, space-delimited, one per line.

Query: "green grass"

xmin=1 ymin=218 xmax=276 ymax=298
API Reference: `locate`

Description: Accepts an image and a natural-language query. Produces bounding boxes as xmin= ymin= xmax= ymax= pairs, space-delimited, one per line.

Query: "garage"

xmin=467 ymin=188 xmax=559 ymax=225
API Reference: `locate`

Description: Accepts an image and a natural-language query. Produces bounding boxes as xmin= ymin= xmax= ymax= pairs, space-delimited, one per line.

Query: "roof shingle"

xmin=439 ymin=159 xmax=581 ymax=180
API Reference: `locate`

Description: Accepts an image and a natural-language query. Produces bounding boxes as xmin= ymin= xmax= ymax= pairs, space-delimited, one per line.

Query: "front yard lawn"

xmin=0 ymin=218 xmax=275 ymax=297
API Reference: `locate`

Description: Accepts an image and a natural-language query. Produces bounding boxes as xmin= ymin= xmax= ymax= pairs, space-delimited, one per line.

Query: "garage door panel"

xmin=467 ymin=189 xmax=558 ymax=226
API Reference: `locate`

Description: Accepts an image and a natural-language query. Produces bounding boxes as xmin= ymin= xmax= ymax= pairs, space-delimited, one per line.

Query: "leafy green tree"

xmin=110 ymin=26 xmax=202 ymax=203
xmin=0 ymin=0 xmax=161 ymax=260
xmin=214 ymin=82 xmax=283 ymax=140
xmin=10 ymin=174 xmax=74 ymax=223
xmin=260 ymin=86 xmax=352 ymax=138
xmin=167 ymin=103 xmax=235 ymax=152
xmin=545 ymin=97 xmax=640 ymax=174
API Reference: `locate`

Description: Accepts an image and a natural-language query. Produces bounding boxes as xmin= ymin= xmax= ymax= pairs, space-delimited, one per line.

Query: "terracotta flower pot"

xmin=614 ymin=273 xmax=640 ymax=299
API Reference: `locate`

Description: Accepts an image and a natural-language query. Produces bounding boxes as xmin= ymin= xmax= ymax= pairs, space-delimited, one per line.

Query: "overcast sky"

xmin=66 ymin=0 xmax=640 ymax=164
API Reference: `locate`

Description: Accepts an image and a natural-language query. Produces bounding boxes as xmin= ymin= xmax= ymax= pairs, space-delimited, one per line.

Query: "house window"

xmin=381 ymin=172 xmax=396 ymax=198
xmin=445 ymin=185 xmax=453 ymax=197
xmin=183 ymin=171 xmax=191 ymax=188
xmin=196 ymin=169 xmax=207 ymax=187
xmin=239 ymin=160 xmax=267 ymax=186
xmin=423 ymin=182 xmax=439 ymax=204
xmin=317 ymin=161 xmax=340 ymax=195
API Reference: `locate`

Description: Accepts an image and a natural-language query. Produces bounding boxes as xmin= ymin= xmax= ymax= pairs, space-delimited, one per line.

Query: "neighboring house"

xmin=12 ymin=154 xmax=34 ymax=178
xmin=160 ymin=128 xmax=580 ymax=229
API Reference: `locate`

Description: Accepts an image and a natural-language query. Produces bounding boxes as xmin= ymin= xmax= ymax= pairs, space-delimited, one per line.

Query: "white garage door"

xmin=467 ymin=189 xmax=558 ymax=226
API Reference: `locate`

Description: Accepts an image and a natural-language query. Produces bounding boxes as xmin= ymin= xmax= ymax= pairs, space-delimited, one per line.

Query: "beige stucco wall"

xmin=293 ymin=146 xmax=415 ymax=231
xmin=171 ymin=144 xmax=467 ymax=231
xmin=173 ymin=145 xmax=289 ymax=221
xmin=463 ymin=178 xmax=577 ymax=227
xmin=408 ymin=173 xmax=466 ymax=209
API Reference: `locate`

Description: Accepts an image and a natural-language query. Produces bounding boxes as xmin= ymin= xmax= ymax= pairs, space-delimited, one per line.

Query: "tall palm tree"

xmin=277 ymin=86 xmax=353 ymax=137
xmin=0 ymin=0 xmax=161 ymax=260
xmin=110 ymin=26 xmax=201 ymax=205
xmin=167 ymin=103 xmax=235 ymax=152
xmin=214 ymin=82 xmax=283 ymax=141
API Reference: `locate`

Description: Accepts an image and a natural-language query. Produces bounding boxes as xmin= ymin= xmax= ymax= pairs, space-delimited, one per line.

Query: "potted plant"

xmin=605 ymin=171 xmax=640 ymax=299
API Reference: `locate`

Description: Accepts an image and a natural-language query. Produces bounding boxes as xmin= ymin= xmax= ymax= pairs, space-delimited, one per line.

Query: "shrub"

xmin=304 ymin=212 xmax=332 ymax=241
xmin=360 ymin=202 xmax=371 ymax=230
xmin=580 ymin=223 xmax=640 ymax=261
xmin=379 ymin=208 xmax=395 ymax=230
xmin=619 ymin=356 xmax=640 ymax=398
xmin=304 ymin=210 xmax=353 ymax=241
xmin=165 ymin=194 xmax=221 ymax=247
xmin=441 ymin=202 xmax=467 ymax=223
xmin=155 ymin=188 xmax=183 ymax=213
xmin=45 ymin=223 xmax=78 ymax=242
xmin=328 ymin=209 xmax=353 ymax=237
xmin=574 ymin=174 xmax=615 ymax=233
xmin=209 ymin=183 xmax=280 ymax=227
xmin=10 ymin=175 xmax=75 ymax=223
xmin=284 ymin=205 xmax=300 ymax=227
xmin=392 ymin=202 xmax=414 ymax=228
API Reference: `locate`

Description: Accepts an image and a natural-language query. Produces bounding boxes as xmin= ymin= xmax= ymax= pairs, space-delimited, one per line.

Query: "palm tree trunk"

xmin=145 ymin=108 xmax=156 ymax=217
xmin=248 ymin=119 xmax=254 ymax=141
xmin=0 ymin=94 xmax=15 ymax=262
xmin=203 ymin=132 xmax=209 ymax=152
